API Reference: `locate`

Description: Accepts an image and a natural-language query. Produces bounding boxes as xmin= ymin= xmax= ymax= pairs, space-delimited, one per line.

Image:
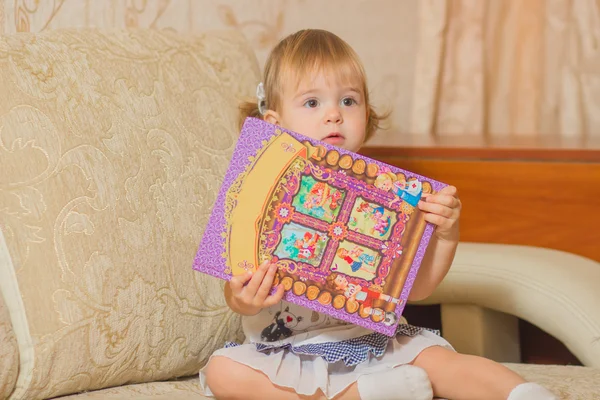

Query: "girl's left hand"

xmin=417 ymin=185 xmax=461 ymax=242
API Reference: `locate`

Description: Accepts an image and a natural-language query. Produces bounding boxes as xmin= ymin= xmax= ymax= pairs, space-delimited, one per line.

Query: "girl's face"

xmin=267 ymin=70 xmax=368 ymax=153
xmin=334 ymin=274 xmax=348 ymax=289
xmin=376 ymin=177 xmax=392 ymax=191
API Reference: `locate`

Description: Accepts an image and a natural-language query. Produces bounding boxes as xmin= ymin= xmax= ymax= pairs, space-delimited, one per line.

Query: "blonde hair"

xmin=336 ymin=247 xmax=349 ymax=257
xmin=374 ymin=172 xmax=396 ymax=189
xmin=239 ymin=29 xmax=388 ymax=140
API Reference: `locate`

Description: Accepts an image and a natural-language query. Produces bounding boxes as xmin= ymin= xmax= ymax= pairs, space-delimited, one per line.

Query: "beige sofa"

xmin=0 ymin=29 xmax=598 ymax=400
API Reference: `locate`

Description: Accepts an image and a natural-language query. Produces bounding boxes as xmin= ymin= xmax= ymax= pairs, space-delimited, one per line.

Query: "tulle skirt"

xmin=199 ymin=325 xmax=454 ymax=399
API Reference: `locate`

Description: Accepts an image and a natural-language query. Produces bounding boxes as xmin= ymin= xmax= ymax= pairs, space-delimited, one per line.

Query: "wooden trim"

xmin=361 ymin=147 xmax=600 ymax=162
xmin=363 ymin=134 xmax=600 ymax=162
xmin=365 ymin=158 xmax=600 ymax=262
xmin=361 ymin=139 xmax=599 ymax=366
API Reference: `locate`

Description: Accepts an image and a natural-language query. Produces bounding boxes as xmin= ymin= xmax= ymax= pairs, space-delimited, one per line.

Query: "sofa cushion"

xmin=53 ymin=365 xmax=600 ymax=400
xmin=0 ymin=28 xmax=259 ymax=399
xmin=54 ymin=377 xmax=207 ymax=400
xmin=0 ymin=284 xmax=19 ymax=399
xmin=506 ymin=363 xmax=600 ymax=400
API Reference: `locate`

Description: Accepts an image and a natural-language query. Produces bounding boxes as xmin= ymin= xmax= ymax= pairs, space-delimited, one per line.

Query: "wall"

xmin=0 ymin=0 xmax=419 ymax=134
xmin=2 ymin=0 xmax=600 ymax=140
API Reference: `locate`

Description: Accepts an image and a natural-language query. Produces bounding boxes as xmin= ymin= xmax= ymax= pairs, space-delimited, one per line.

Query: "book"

xmin=193 ymin=117 xmax=447 ymax=336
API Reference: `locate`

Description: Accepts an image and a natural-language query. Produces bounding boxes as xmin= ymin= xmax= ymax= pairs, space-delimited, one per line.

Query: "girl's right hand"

xmin=225 ymin=260 xmax=285 ymax=316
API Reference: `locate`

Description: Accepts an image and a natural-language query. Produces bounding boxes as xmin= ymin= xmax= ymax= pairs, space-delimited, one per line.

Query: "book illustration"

xmin=274 ymin=224 xmax=328 ymax=267
xmin=349 ymin=198 xmax=397 ymax=240
xmin=324 ymin=272 xmax=400 ymax=324
xmin=293 ymin=176 xmax=345 ymax=223
xmin=193 ymin=117 xmax=446 ymax=336
xmin=333 ymin=242 xmax=380 ymax=280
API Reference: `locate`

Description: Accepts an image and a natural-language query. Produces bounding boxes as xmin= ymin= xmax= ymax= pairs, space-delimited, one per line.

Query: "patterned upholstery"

xmin=0 ymin=28 xmax=258 ymax=399
xmin=56 ymin=365 xmax=600 ymax=400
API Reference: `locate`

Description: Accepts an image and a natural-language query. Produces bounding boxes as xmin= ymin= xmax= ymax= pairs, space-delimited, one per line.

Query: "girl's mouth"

xmin=323 ymin=132 xmax=345 ymax=145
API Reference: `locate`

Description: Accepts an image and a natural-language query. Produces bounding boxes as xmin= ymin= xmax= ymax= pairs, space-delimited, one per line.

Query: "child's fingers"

xmin=422 ymin=194 xmax=460 ymax=209
xmin=433 ymin=195 xmax=460 ymax=209
xmin=423 ymin=212 xmax=450 ymax=227
xmin=263 ymin=284 xmax=285 ymax=308
xmin=255 ymin=263 xmax=278 ymax=302
xmin=438 ymin=185 xmax=458 ymax=196
xmin=229 ymin=272 xmax=252 ymax=294
xmin=244 ymin=260 xmax=270 ymax=295
xmin=418 ymin=201 xmax=454 ymax=218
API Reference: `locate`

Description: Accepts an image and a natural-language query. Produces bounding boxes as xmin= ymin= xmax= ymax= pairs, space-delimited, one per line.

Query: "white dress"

xmin=199 ymin=300 xmax=454 ymax=399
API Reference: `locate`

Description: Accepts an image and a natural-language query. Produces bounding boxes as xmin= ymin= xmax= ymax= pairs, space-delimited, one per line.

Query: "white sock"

xmin=357 ymin=365 xmax=433 ymax=400
xmin=507 ymin=382 xmax=558 ymax=400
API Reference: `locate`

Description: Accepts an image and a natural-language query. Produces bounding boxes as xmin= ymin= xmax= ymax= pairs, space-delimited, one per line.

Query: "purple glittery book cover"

xmin=193 ymin=117 xmax=447 ymax=336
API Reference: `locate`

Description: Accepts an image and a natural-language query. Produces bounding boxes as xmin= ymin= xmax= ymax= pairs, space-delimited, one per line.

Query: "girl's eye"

xmin=304 ymin=99 xmax=319 ymax=108
xmin=341 ymin=97 xmax=356 ymax=106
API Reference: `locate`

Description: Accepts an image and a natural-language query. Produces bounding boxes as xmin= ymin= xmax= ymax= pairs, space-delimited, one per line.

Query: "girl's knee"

xmin=413 ymin=345 xmax=457 ymax=366
xmin=205 ymin=357 xmax=244 ymax=399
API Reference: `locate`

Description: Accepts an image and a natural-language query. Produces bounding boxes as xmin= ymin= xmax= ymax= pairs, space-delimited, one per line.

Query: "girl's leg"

xmin=204 ymin=356 xmax=434 ymax=400
xmin=412 ymin=345 xmax=554 ymax=400
xmin=204 ymin=356 xmax=357 ymax=400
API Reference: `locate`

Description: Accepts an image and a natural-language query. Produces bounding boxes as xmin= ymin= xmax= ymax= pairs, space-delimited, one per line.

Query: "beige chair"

xmin=0 ymin=28 xmax=598 ymax=400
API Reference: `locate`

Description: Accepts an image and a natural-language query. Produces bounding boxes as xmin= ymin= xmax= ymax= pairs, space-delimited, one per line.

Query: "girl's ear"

xmin=263 ymin=109 xmax=281 ymax=125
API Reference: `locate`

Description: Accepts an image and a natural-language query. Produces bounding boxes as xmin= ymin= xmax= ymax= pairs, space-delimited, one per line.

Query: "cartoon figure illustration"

xmin=292 ymin=176 xmax=345 ymax=223
xmin=325 ymin=272 xmax=400 ymax=317
xmin=303 ymin=182 xmax=342 ymax=219
xmin=370 ymin=206 xmax=391 ymax=236
xmin=329 ymin=190 xmax=343 ymax=210
xmin=373 ymin=171 xmax=396 ymax=192
xmin=260 ymin=306 xmax=304 ymax=342
xmin=353 ymin=201 xmax=392 ymax=237
xmin=375 ymin=168 xmax=423 ymax=207
xmin=294 ymin=232 xmax=322 ymax=260
xmin=395 ymin=178 xmax=422 ymax=207
xmin=374 ymin=172 xmax=400 ymax=209
xmin=348 ymin=216 xmax=359 ymax=228
xmin=275 ymin=223 xmax=328 ymax=266
xmin=355 ymin=201 xmax=372 ymax=214
xmin=303 ymin=185 xmax=322 ymax=210
xmin=336 ymin=247 xmax=376 ymax=275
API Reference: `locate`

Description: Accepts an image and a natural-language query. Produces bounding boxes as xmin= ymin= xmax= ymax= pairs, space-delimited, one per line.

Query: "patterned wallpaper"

xmin=1 ymin=0 xmax=599 ymax=138
xmin=0 ymin=0 xmax=419 ymax=134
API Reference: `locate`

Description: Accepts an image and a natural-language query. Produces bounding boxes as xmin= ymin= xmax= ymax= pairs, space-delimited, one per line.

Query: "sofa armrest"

xmin=0 ymin=284 xmax=19 ymax=399
xmin=415 ymin=242 xmax=600 ymax=368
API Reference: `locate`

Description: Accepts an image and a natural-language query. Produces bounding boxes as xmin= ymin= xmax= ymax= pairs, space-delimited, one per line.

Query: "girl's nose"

xmin=325 ymin=107 xmax=343 ymax=124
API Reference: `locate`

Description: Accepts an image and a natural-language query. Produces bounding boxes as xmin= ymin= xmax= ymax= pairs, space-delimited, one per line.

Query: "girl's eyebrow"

xmin=294 ymin=86 xmax=362 ymax=100
xmin=343 ymin=87 xmax=362 ymax=95
xmin=294 ymin=88 xmax=319 ymax=100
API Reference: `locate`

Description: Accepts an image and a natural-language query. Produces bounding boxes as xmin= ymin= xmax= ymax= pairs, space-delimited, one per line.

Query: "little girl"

xmin=200 ymin=29 xmax=557 ymax=400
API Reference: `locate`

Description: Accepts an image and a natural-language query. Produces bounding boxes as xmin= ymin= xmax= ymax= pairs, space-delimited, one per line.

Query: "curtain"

xmin=2 ymin=0 xmax=599 ymax=139
xmin=413 ymin=0 xmax=600 ymax=139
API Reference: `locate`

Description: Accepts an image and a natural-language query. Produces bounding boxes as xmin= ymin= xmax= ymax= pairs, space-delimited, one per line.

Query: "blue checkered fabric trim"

xmin=224 ymin=324 xmax=440 ymax=367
